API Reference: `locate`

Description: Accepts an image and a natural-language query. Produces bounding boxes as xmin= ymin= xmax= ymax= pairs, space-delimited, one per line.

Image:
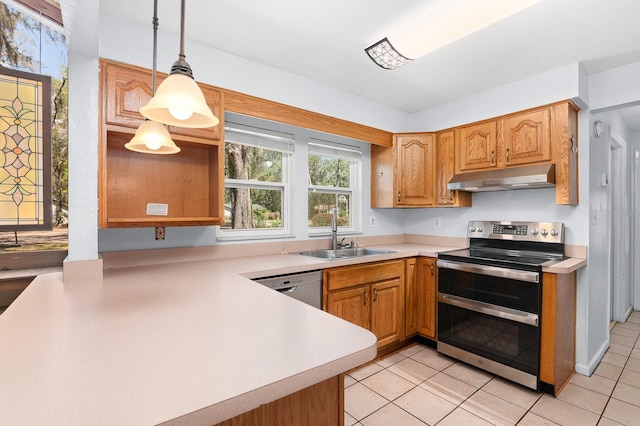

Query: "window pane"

xmin=308 ymin=192 xmax=350 ymax=227
xmin=308 ymin=155 xmax=350 ymax=188
xmin=223 ymin=187 xmax=283 ymax=229
xmin=225 ymin=142 xmax=282 ymax=182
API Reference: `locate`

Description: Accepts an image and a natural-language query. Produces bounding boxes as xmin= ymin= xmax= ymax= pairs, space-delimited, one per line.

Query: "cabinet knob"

xmin=363 ymin=289 xmax=367 ymax=305
xmin=490 ymin=150 xmax=495 ymax=165
xmin=397 ymin=191 xmax=401 ymax=203
xmin=506 ymin=148 xmax=510 ymax=162
xmin=373 ymin=288 xmax=378 ymax=302
xmin=430 ymin=263 xmax=435 ymax=276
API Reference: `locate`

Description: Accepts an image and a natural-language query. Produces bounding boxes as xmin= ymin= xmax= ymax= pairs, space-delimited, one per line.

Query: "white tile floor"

xmin=345 ymin=311 xmax=640 ymax=425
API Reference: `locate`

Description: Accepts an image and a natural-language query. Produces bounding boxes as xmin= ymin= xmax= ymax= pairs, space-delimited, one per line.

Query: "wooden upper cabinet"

xmin=436 ymin=130 xmax=471 ymax=207
xmin=395 ymin=133 xmax=435 ymax=206
xmin=499 ymin=108 xmax=551 ymax=167
xmin=551 ymin=101 xmax=579 ymax=205
xmin=98 ymin=59 xmax=225 ymax=228
xmin=456 ymin=121 xmax=497 ymax=173
xmin=102 ymin=59 xmax=222 ymax=142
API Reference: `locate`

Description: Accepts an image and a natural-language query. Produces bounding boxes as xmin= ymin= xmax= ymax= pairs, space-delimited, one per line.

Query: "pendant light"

xmin=139 ymin=0 xmax=219 ymax=129
xmin=126 ymin=0 xmax=180 ymax=154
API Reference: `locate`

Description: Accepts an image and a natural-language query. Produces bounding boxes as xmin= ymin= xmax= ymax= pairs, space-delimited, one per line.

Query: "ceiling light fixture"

xmin=139 ymin=0 xmax=218 ymax=128
xmin=365 ymin=0 xmax=542 ymax=70
xmin=125 ymin=0 xmax=180 ymax=154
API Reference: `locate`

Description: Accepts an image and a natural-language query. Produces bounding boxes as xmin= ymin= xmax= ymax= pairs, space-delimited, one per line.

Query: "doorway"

xmin=608 ymin=128 xmax=632 ymax=322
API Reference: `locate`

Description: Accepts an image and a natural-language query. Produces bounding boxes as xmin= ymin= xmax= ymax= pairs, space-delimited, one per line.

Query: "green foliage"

xmin=308 ymin=155 xmax=349 ymax=187
xmin=51 ymin=71 xmax=68 ymax=225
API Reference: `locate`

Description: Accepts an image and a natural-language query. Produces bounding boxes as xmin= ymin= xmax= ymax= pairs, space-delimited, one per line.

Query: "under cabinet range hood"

xmin=447 ymin=164 xmax=555 ymax=192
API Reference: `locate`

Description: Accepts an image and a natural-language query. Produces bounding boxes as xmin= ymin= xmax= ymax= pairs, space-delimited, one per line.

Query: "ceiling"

xmin=100 ymin=0 xmax=640 ymax=128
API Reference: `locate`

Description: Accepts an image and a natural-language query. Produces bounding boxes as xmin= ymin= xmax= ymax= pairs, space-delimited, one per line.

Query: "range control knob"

xmin=470 ymin=226 xmax=476 ymax=232
xmin=477 ymin=227 xmax=483 ymax=233
xmin=550 ymin=228 xmax=558 ymax=236
xmin=540 ymin=229 xmax=548 ymax=236
xmin=531 ymin=228 xmax=539 ymax=235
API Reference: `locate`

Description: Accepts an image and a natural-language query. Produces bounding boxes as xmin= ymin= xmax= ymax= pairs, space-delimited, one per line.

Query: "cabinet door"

xmin=326 ymin=286 xmax=370 ymax=331
xmin=500 ymin=108 xmax=551 ymax=166
xmin=371 ymin=278 xmax=403 ymax=348
xmin=437 ymin=130 xmax=471 ymax=207
xmin=457 ymin=121 xmax=497 ymax=172
xmin=102 ymin=60 xmax=222 ymax=141
xmin=103 ymin=60 xmax=153 ymax=129
xmin=404 ymin=258 xmax=418 ymax=337
xmin=394 ymin=134 xmax=435 ymax=206
xmin=417 ymin=257 xmax=437 ymax=339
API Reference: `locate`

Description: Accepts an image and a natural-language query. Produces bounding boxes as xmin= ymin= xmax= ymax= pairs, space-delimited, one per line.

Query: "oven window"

xmin=438 ymin=266 xmax=540 ymax=313
xmin=438 ymin=303 xmax=539 ymax=376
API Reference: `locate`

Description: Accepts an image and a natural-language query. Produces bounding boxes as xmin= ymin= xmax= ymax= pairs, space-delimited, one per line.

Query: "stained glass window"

xmin=0 ymin=67 xmax=52 ymax=230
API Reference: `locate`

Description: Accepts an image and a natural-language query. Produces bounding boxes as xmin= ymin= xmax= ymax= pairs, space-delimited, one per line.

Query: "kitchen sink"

xmin=297 ymin=247 xmax=395 ymax=260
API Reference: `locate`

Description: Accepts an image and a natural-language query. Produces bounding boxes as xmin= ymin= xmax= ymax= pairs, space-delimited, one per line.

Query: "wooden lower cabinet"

xmin=324 ymin=260 xmax=404 ymax=349
xmin=416 ymin=257 xmax=437 ymax=339
xmin=326 ymin=286 xmax=370 ymax=331
xmin=214 ymin=375 xmax=343 ymax=426
xmin=540 ymin=271 xmax=577 ymax=395
xmin=404 ymin=258 xmax=419 ymax=337
xmin=405 ymin=257 xmax=437 ymax=339
xmin=370 ymin=279 xmax=404 ymax=347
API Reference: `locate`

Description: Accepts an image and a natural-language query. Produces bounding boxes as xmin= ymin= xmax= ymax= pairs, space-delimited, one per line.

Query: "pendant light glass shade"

xmin=139 ymin=0 xmax=219 ymax=129
xmin=126 ymin=0 xmax=180 ymax=155
xmin=139 ymin=73 xmax=219 ymax=128
xmin=125 ymin=120 xmax=181 ymax=154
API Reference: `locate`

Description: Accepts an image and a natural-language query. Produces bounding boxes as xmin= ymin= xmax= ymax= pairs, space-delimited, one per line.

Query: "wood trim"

xmin=223 ymin=89 xmax=393 ymax=147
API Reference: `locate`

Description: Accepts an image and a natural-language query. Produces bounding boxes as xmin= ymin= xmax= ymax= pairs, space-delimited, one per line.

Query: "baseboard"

xmin=575 ymin=337 xmax=609 ymax=376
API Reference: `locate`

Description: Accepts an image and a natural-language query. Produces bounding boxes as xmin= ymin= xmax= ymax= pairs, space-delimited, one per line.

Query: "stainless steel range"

xmin=437 ymin=220 xmax=565 ymax=390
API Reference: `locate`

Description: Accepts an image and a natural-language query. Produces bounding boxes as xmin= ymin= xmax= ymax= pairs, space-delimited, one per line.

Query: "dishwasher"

xmin=252 ymin=270 xmax=323 ymax=309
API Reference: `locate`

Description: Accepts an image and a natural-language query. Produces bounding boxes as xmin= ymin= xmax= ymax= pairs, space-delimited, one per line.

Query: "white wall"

xmin=92 ymin=11 xmax=411 ymax=252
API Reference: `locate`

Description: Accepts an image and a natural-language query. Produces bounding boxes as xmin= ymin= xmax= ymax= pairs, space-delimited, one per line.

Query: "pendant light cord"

xmin=169 ymin=0 xmax=194 ymax=78
xmin=152 ymin=0 xmax=159 ymax=95
xmin=179 ymin=0 xmax=186 ymax=62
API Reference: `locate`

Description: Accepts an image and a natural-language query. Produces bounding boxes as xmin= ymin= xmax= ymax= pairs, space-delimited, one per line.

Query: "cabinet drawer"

xmin=325 ymin=260 xmax=404 ymax=291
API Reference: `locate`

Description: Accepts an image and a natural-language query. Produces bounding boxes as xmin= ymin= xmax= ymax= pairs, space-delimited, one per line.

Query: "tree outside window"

xmin=308 ymin=139 xmax=361 ymax=233
xmin=222 ymin=123 xmax=293 ymax=238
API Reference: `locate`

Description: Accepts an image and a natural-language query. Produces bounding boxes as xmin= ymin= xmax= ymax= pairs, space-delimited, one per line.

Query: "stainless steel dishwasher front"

xmin=252 ymin=270 xmax=323 ymax=309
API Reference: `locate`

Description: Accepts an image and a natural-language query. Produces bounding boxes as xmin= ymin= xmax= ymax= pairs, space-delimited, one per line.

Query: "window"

xmin=307 ymin=138 xmax=361 ymax=234
xmin=0 ymin=67 xmax=52 ymax=231
xmin=221 ymin=123 xmax=294 ymax=239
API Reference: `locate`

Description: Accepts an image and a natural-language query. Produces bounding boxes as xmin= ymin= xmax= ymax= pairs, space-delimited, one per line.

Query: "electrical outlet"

xmin=369 ymin=216 xmax=376 ymax=227
xmin=434 ymin=217 xmax=441 ymax=228
xmin=155 ymin=226 xmax=165 ymax=240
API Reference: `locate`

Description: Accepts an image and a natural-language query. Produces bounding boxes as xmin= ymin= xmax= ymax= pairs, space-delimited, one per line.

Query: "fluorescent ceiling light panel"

xmin=366 ymin=0 xmax=541 ymax=69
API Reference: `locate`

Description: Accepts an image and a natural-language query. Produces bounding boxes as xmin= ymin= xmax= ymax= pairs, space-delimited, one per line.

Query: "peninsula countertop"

xmin=0 ymin=241 xmax=586 ymax=424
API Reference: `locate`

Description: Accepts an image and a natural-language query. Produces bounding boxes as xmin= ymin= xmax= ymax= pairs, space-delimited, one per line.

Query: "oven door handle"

xmin=436 ymin=259 xmax=539 ymax=283
xmin=438 ymin=293 xmax=539 ymax=326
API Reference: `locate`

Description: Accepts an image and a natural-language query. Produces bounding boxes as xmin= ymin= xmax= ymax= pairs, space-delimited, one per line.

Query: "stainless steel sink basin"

xmin=297 ymin=247 xmax=395 ymax=260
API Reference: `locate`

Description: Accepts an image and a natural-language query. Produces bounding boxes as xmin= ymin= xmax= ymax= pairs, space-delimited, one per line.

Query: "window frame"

xmin=218 ymin=123 xmax=294 ymax=241
xmin=307 ymin=138 xmax=362 ymax=236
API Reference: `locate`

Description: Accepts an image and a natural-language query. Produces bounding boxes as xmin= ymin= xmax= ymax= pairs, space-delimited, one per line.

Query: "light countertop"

xmin=0 ymin=241 xmax=585 ymax=424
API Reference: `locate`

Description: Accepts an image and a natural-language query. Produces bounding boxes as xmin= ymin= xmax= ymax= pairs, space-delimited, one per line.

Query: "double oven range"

xmin=437 ymin=221 xmax=565 ymax=390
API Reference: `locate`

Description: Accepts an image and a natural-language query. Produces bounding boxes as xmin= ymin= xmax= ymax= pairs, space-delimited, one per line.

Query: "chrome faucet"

xmin=331 ymin=208 xmax=338 ymax=250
